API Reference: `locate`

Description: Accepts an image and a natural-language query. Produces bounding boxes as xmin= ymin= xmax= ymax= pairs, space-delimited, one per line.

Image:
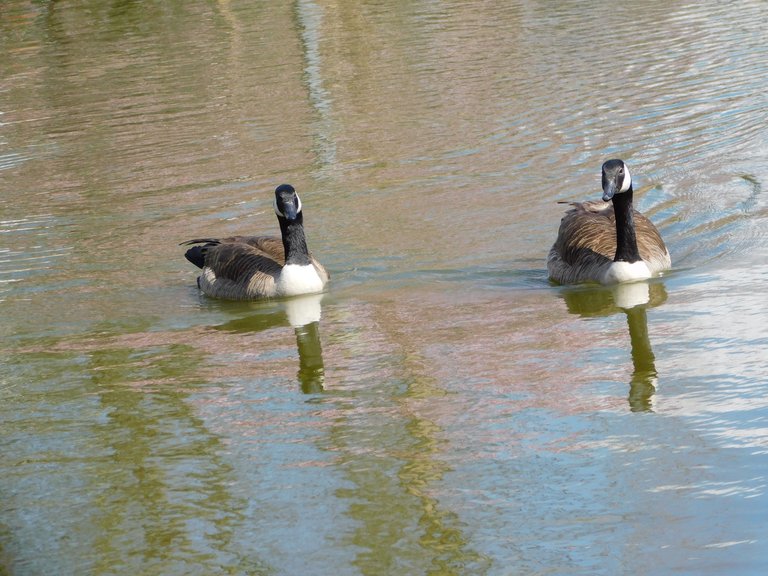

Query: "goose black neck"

xmin=278 ymin=213 xmax=312 ymax=265
xmin=612 ymin=188 xmax=642 ymax=263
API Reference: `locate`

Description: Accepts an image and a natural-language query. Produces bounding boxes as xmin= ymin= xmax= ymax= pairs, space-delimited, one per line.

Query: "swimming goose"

xmin=547 ymin=159 xmax=670 ymax=285
xmin=181 ymin=184 xmax=329 ymax=300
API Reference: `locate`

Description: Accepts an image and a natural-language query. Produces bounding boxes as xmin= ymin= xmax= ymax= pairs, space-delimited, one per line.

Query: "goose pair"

xmin=182 ymin=159 xmax=669 ymax=300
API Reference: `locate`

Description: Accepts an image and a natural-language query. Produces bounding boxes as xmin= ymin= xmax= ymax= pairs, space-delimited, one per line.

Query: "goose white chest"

xmin=601 ymin=260 xmax=652 ymax=285
xmin=275 ymin=264 xmax=325 ymax=296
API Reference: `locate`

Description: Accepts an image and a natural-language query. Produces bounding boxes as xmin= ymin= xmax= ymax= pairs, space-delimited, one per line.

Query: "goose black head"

xmin=274 ymin=184 xmax=302 ymax=221
xmin=601 ymin=159 xmax=632 ymax=202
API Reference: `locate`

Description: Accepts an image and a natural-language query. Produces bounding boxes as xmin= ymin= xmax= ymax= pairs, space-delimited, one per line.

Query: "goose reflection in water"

xmin=213 ymin=294 xmax=326 ymax=394
xmin=560 ymin=281 xmax=668 ymax=412
xmin=286 ymin=294 xmax=326 ymax=394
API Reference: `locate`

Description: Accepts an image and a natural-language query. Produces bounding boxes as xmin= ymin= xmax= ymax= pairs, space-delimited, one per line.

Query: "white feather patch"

xmin=276 ymin=263 xmax=325 ymax=296
xmin=601 ymin=260 xmax=651 ymax=284
xmin=620 ymin=164 xmax=632 ymax=192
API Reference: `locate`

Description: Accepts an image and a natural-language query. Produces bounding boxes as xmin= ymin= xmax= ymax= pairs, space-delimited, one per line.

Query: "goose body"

xmin=182 ymin=184 xmax=329 ymax=300
xmin=548 ymin=160 xmax=670 ymax=285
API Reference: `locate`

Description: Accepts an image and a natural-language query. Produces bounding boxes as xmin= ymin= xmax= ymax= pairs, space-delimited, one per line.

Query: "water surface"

xmin=1 ymin=1 xmax=767 ymax=574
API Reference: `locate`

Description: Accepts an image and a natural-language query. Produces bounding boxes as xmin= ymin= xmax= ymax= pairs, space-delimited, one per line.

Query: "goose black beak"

xmin=282 ymin=199 xmax=299 ymax=220
xmin=602 ymin=181 xmax=617 ymax=202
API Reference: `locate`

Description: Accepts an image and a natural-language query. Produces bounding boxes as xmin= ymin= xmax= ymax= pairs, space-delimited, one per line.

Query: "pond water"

xmin=1 ymin=1 xmax=767 ymax=574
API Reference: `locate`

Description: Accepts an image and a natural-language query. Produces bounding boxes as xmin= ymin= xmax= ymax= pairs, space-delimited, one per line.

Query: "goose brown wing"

xmin=204 ymin=238 xmax=284 ymax=283
xmin=219 ymin=235 xmax=286 ymax=265
xmin=181 ymin=235 xmax=286 ymax=270
xmin=555 ymin=202 xmax=617 ymax=265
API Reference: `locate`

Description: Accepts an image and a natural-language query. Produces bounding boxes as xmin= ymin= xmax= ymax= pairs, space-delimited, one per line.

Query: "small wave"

xmin=0 ymin=215 xmax=73 ymax=295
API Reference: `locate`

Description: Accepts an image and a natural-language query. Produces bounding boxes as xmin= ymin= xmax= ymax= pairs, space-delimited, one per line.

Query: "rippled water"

xmin=1 ymin=1 xmax=767 ymax=574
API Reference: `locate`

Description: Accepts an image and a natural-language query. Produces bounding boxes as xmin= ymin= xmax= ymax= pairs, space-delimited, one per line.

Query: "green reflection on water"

xmin=85 ymin=344 xmax=240 ymax=572
xmin=322 ymin=312 xmax=491 ymax=575
xmin=1 ymin=324 xmax=274 ymax=574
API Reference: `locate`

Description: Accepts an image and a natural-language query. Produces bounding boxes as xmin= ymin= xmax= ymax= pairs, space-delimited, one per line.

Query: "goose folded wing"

xmin=205 ymin=241 xmax=284 ymax=282
xmin=217 ymin=236 xmax=286 ymax=264
xmin=556 ymin=206 xmax=616 ymax=265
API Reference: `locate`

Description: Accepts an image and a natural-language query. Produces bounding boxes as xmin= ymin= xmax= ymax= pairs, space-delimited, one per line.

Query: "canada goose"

xmin=181 ymin=184 xmax=329 ymax=300
xmin=547 ymin=159 xmax=671 ymax=285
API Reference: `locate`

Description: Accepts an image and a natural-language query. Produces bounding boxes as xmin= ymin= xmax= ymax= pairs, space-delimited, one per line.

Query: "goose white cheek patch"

xmin=620 ymin=166 xmax=632 ymax=192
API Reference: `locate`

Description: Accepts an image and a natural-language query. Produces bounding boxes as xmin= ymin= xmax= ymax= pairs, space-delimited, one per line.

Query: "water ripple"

xmin=0 ymin=215 xmax=72 ymax=296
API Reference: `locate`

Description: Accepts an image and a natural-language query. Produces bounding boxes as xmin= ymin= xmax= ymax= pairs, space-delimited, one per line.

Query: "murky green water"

xmin=2 ymin=1 xmax=767 ymax=574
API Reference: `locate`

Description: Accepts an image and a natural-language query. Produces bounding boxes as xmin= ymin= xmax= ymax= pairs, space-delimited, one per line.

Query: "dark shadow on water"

xmin=559 ymin=281 xmax=668 ymax=412
xmin=210 ymin=294 xmax=326 ymax=394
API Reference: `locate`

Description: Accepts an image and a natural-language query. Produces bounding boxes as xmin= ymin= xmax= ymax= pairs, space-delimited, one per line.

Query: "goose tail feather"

xmin=181 ymin=238 xmax=222 ymax=269
xmin=184 ymin=245 xmax=207 ymax=269
xmin=179 ymin=238 xmax=221 ymax=246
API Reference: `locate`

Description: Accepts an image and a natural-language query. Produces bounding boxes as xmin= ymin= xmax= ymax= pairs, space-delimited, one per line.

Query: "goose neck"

xmin=612 ymin=189 xmax=642 ymax=263
xmin=279 ymin=215 xmax=312 ymax=266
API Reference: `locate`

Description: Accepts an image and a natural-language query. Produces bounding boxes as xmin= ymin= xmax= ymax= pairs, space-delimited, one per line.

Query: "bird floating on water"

xmin=547 ymin=159 xmax=671 ymax=285
xmin=181 ymin=184 xmax=329 ymax=300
